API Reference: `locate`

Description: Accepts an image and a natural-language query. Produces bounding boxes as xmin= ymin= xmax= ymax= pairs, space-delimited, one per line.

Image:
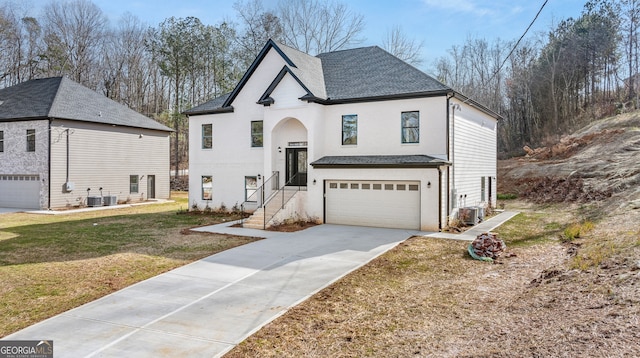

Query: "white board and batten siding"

xmin=49 ymin=120 xmax=170 ymax=208
xmin=451 ymin=99 xmax=498 ymax=209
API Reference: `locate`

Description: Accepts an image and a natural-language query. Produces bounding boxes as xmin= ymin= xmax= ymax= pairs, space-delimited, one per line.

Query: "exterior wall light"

xmin=427 ymin=181 xmax=431 ymax=188
xmin=278 ymin=146 xmax=282 ymax=153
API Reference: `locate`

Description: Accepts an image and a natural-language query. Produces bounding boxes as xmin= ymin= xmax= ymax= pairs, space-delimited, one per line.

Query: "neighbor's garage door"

xmin=325 ymin=180 xmax=420 ymax=229
xmin=0 ymin=174 xmax=41 ymax=209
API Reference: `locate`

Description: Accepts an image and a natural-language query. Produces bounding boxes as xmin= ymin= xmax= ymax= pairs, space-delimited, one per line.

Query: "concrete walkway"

xmin=4 ymin=224 xmax=428 ymax=357
xmin=425 ymin=210 xmax=520 ymax=241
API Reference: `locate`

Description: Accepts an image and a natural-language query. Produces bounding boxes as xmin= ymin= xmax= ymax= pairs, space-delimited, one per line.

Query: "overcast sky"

xmin=28 ymin=0 xmax=587 ymax=71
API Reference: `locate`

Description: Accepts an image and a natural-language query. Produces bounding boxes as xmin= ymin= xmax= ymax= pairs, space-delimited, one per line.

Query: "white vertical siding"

xmin=451 ymin=99 xmax=498 ymax=209
xmin=49 ymin=120 xmax=170 ymax=208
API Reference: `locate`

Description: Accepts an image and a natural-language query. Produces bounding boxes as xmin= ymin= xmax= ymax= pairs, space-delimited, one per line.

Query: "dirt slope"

xmin=499 ymin=112 xmax=640 ymax=209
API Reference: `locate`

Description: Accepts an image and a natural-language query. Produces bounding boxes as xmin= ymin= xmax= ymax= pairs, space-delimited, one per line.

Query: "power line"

xmin=487 ymin=0 xmax=549 ymax=85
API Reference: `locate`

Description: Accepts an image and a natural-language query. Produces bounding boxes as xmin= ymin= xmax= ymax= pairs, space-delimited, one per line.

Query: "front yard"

xmin=227 ymin=201 xmax=640 ymax=357
xmin=0 ymin=192 xmax=259 ymax=337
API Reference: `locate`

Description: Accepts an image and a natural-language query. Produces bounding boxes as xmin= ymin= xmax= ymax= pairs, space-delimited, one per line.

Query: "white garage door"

xmin=325 ymin=180 xmax=420 ymax=229
xmin=0 ymin=174 xmax=41 ymax=209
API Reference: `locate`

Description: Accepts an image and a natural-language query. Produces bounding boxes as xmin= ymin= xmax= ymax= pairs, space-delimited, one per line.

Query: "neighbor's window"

xmin=202 ymin=176 xmax=212 ymax=200
xmin=481 ymin=176 xmax=486 ymax=202
xmin=129 ymin=175 xmax=139 ymax=193
xmin=342 ymin=114 xmax=357 ymax=145
xmin=202 ymin=124 xmax=212 ymax=149
xmin=401 ymin=111 xmax=419 ymax=143
xmin=0 ymin=131 xmax=4 ymax=152
xmin=251 ymin=121 xmax=263 ymax=147
xmin=245 ymin=176 xmax=257 ymax=201
xmin=26 ymin=129 xmax=36 ymax=152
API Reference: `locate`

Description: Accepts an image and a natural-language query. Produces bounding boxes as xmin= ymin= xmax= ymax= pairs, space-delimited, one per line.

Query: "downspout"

xmin=449 ymin=96 xmax=461 ymax=215
xmin=66 ymin=128 xmax=70 ymax=184
xmin=445 ymin=92 xmax=453 ymax=225
xmin=47 ymin=119 xmax=52 ymax=210
xmin=438 ymin=167 xmax=442 ymax=231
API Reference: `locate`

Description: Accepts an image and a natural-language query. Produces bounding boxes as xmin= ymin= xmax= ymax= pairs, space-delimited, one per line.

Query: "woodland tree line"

xmin=1 ymin=0 xmax=638 ymax=169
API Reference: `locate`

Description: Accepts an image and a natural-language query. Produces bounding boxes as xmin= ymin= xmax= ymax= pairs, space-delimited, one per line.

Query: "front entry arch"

xmin=271 ymin=117 xmax=308 ymax=187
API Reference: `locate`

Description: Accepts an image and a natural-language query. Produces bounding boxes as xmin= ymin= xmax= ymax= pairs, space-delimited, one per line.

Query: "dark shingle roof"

xmin=317 ymin=46 xmax=451 ymax=100
xmin=184 ymin=93 xmax=232 ymax=115
xmin=0 ymin=77 xmax=172 ymax=132
xmin=186 ymin=41 xmax=454 ymax=115
xmin=310 ymin=155 xmax=449 ymax=168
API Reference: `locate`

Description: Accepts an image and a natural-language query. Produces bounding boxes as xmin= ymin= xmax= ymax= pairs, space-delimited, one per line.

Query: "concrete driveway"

xmin=3 ymin=223 xmax=427 ymax=357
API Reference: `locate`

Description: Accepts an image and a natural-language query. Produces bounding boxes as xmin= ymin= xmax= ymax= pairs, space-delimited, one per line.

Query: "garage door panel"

xmin=0 ymin=174 xmax=41 ymax=209
xmin=325 ymin=180 xmax=420 ymax=230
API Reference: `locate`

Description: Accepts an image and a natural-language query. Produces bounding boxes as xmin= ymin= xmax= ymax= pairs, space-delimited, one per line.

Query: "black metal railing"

xmin=262 ymin=173 xmax=306 ymax=228
xmin=241 ymin=171 xmax=279 ymax=222
xmin=241 ymin=172 xmax=306 ymax=229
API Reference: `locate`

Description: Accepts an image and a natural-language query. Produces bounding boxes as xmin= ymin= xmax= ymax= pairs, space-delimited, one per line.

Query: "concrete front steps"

xmin=242 ymin=189 xmax=303 ymax=229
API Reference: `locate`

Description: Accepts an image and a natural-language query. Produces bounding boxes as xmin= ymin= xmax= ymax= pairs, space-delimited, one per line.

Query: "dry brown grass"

xmin=227 ymin=201 xmax=640 ymax=357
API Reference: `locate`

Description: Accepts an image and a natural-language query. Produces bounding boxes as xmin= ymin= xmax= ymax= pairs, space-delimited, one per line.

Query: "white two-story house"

xmin=186 ymin=40 xmax=500 ymax=231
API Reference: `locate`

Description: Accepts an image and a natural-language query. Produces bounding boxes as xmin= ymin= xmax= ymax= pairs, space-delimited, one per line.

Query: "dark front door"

xmin=286 ymin=148 xmax=307 ymax=186
xmin=147 ymin=175 xmax=156 ymax=199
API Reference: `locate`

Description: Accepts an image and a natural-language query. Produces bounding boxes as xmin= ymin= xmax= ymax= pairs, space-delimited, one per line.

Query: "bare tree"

xmin=0 ymin=3 xmax=43 ymax=86
xmin=382 ymin=25 xmax=424 ymax=67
xmin=234 ymin=0 xmax=283 ymax=67
xmin=102 ymin=13 xmax=151 ymax=112
xmin=277 ymin=0 xmax=364 ymax=54
xmin=41 ymin=0 xmax=108 ymax=87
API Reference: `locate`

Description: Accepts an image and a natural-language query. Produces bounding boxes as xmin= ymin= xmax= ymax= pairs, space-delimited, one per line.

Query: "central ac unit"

xmin=103 ymin=195 xmax=117 ymax=206
xmin=87 ymin=196 xmax=102 ymax=207
xmin=459 ymin=207 xmax=479 ymax=225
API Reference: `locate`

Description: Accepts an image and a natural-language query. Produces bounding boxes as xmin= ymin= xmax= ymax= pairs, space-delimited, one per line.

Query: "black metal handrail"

xmin=241 ymin=171 xmax=279 ymax=223
xmin=262 ymin=173 xmax=306 ymax=228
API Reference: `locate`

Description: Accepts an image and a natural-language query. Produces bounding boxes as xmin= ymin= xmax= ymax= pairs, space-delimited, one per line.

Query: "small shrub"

xmin=203 ymin=201 xmax=212 ymax=213
xmin=231 ymin=202 xmax=241 ymax=214
xmin=484 ymin=203 xmax=495 ymax=218
xmin=561 ymin=221 xmax=595 ymax=242
xmin=218 ymin=202 xmax=227 ymax=213
xmin=497 ymin=193 xmax=518 ymax=200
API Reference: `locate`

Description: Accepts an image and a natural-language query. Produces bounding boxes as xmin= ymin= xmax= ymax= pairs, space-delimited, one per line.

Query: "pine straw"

xmin=227 ymin=206 xmax=640 ymax=357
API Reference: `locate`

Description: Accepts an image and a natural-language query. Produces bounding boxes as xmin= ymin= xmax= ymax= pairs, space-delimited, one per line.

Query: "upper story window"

xmin=251 ymin=121 xmax=263 ymax=147
xmin=342 ymin=114 xmax=357 ymax=145
xmin=401 ymin=111 xmax=419 ymax=143
xmin=26 ymin=129 xmax=36 ymax=152
xmin=130 ymin=175 xmax=139 ymax=193
xmin=0 ymin=131 xmax=4 ymax=152
xmin=202 ymin=124 xmax=212 ymax=149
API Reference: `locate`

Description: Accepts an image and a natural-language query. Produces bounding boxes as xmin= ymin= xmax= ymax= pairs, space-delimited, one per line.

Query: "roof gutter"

xmin=448 ymin=91 xmax=502 ymax=121
xmin=182 ymin=106 xmax=234 ymax=116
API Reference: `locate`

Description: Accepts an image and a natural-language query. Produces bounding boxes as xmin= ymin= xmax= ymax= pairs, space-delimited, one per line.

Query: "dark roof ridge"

xmin=316 ymin=45 xmax=380 ymax=57
xmin=47 ymin=76 xmax=66 ymax=118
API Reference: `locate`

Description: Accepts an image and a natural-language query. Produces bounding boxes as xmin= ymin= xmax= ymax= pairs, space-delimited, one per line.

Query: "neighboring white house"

xmin=0 ymin=77 xmax=173 ymax=210
xmin=186 ymin=40 xmax=500 ymax=231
